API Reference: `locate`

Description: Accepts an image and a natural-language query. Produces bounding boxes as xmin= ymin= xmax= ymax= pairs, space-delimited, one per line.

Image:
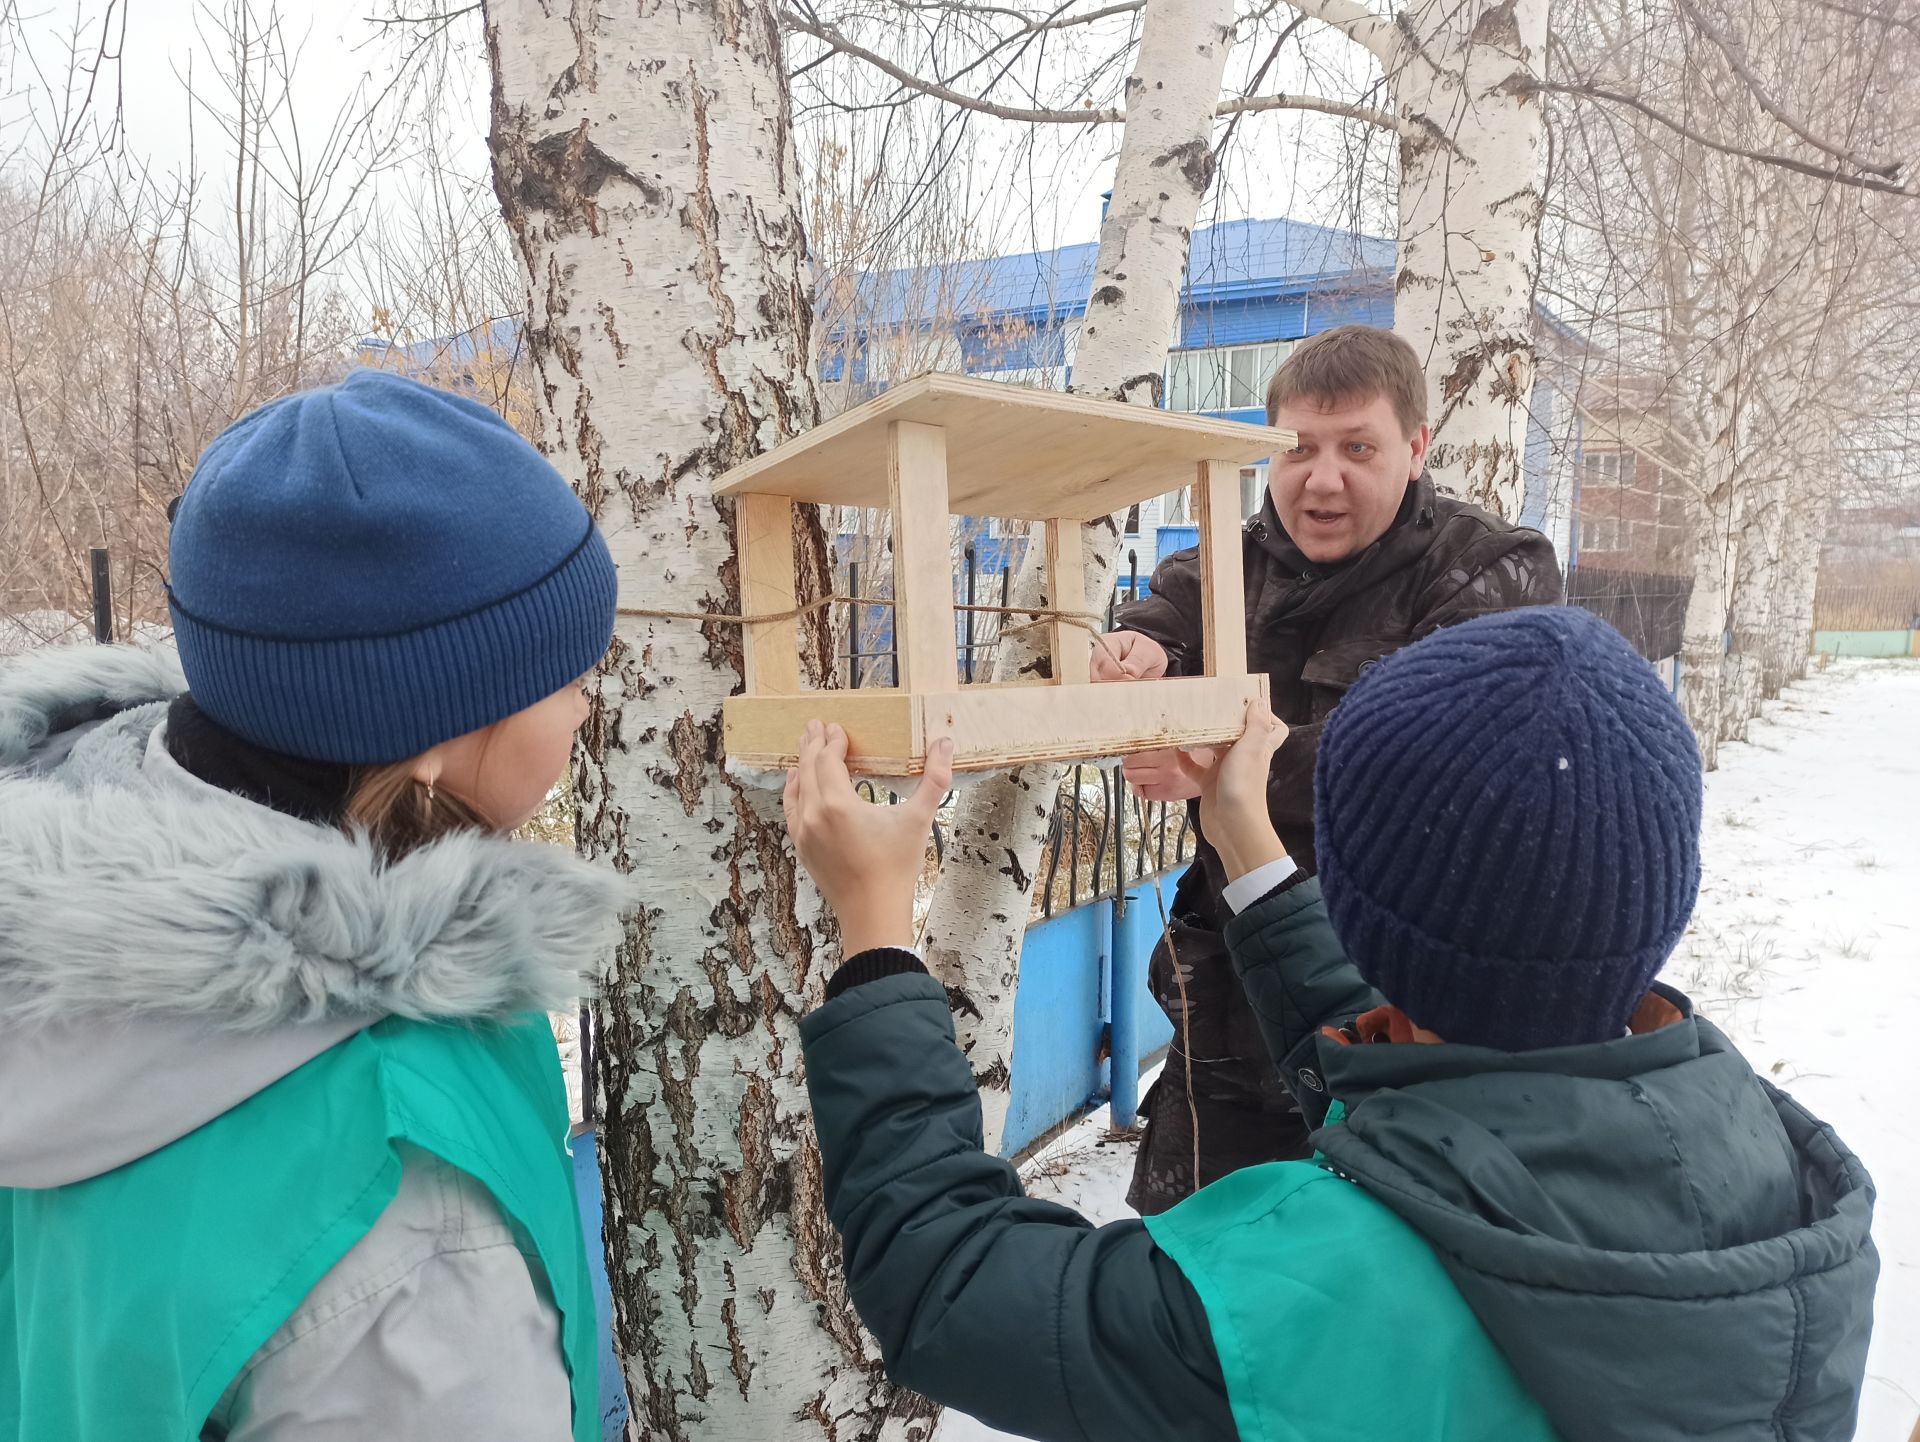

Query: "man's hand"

xmin=1090 ymin=630 xmax=1169 ymax=682
xmin=1189 ymin=698 xmax=1290 ymax=879
xmin=1121 ymin=746 xmax=1213 ymax=802
xmin=783 ymin=722 xmax=955 ymax=957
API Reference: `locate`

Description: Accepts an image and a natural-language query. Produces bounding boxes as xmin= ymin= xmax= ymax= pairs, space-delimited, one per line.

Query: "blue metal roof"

xmin=845 ymin=216 xmax=1393 ymax=334
xmin=363 ymin=218 xmax=1395 ymax=361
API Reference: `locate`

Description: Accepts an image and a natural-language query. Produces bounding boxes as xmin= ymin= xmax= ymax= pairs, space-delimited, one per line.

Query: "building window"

xmin=1583 ymin=515 xmax=1625 ymax=551
xmin=1582 ymin=449 xmax=1633 ymax=490
xmin=1166 ymin=341 xmax=1293 ymax=413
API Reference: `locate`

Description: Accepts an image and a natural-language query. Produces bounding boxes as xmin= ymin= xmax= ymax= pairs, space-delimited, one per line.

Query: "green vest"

xmin=1145 ymin=1159 xmax=1563 ymax=1442
xmin=1 ymin=1015 xmax=598 ymax=1442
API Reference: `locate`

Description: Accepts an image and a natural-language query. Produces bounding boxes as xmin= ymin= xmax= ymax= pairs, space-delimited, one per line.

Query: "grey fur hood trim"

xmin=0 ymin=643 xmax=628 ymax=1031
xmin=0 ymin=640 xmax=185 ymax=767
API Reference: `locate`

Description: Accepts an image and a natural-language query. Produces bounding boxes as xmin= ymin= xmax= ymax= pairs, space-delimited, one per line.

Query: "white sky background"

xmin=2 ymin=0 xmax=1396 ymax=328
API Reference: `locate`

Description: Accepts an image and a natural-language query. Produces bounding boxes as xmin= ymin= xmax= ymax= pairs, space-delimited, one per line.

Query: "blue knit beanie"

xmin=1314 ymin=606 xmax=1702 ymax=1052
xmin=167 ymin=370 xmax=618 ymax=764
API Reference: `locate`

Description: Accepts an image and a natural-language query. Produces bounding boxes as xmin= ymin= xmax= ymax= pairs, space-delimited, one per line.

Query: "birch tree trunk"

xmin=916 ymin=0 xmax=1236 ymax=1151
xmin=1679 ymin=393 xmax=1743 ymax=766
xmin=1764 ymin=481 xmax=1828 ymax=696
xmin=1720 ymin=452 xmax=1785 ymax=741
xmin=486 ymin=5 xmax=922 ymax=1438
xmin=1388 ymin=0 xmax=1549 ymax=519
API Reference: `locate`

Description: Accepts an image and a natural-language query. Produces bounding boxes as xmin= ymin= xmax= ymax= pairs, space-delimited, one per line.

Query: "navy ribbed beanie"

xmin=167 ymin=370 xmax=617 ymax=764
xmin=1314 ymin=606 xmax=1702 ymax=1052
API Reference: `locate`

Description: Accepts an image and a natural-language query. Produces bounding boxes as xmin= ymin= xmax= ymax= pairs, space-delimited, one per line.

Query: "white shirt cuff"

xmin=1222 ymin=857 xmax=1299 ymax=915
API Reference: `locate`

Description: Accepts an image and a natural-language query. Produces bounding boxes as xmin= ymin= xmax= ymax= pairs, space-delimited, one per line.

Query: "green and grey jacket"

xmin=798 ymin=877 xmax=1878 ymax=1442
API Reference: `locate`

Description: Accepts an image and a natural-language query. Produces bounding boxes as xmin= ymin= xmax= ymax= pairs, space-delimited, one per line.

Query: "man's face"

xmin=1268 ymin=392 xmax=1430 ymax=564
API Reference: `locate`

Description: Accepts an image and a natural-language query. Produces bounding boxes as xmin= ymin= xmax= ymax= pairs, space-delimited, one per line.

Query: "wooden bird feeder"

xmin=716 ymin=372 xmax=1291 ymax=775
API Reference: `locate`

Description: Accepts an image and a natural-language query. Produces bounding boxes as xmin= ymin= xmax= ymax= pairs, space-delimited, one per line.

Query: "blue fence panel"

xmin=1001 ymin=868 xmax=1186 ymax=1155
xmin=570 ymin=1127 xmax=634 ymax=1439
xmin=1001 ymin=902 xmax=1111 ymax=1157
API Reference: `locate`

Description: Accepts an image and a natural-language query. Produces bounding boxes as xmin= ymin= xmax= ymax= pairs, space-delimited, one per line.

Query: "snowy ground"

xmin=948 ymin=657 xmax=1920 ymax=1442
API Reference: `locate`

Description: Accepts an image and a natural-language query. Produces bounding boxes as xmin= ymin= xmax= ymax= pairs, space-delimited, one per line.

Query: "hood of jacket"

xmin=0 ymin=642 xmax=627 ymax=1187
xmin=1314 ymin=987 xmax=1878 ymax=1442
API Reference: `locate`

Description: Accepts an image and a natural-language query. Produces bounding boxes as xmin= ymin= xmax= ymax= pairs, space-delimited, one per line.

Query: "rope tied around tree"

xmin=615 ymin=593 xmax=1126 ymax=661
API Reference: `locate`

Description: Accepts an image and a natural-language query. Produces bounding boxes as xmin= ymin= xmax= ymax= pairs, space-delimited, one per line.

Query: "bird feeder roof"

xmin=712 ymin=372 xmax=1293 ymax=521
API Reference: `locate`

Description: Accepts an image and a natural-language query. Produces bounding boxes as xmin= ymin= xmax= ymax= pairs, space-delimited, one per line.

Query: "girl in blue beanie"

xmin=783 ymin=606 xmax=1877 ymax=1442
xmin=0 ymin=370 xmax=621 ymax=1442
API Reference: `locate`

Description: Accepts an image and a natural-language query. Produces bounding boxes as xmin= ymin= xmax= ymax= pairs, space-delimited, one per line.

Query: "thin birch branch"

xmin=1530 ymin=78 xmax=1916 ymax=197
xmin=784 ymin=7 xmax=1405 ymax=130
xmin=1670 ymin=0 xmax=1904 ymax=180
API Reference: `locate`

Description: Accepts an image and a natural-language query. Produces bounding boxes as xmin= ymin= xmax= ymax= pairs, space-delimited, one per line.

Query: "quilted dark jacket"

xmin=1117 ymin=473 xmax=1562 ymax=911
xmin=799 ymin=879 xmax=1878 ymax=1442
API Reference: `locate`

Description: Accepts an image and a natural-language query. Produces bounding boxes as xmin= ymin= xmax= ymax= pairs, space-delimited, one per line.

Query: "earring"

xmin=426 ymin=779 xmax=435 ymax=817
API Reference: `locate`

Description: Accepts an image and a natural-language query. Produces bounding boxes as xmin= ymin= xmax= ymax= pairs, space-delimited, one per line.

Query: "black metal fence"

xmin=578 ymin=540 xmax=1188 ymax=1127
xmin=845 ymin=540 xmax=1148 ymax=687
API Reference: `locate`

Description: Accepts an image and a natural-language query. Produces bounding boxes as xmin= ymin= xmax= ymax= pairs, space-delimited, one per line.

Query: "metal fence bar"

xmin=90 ymin=549 xmax=113 ymax=644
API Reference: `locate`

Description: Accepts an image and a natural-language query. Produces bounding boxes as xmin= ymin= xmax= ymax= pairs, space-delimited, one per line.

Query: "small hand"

xmin=1189 ymin=698 xmax=1290 ymax=879
xmin=1121 ymin=745 xmax=1214 ymax=801
xmin=1090 ymin=630 xmax=1170 ymax=683
xmin=783 ymin=722 xmax=955 ymax=957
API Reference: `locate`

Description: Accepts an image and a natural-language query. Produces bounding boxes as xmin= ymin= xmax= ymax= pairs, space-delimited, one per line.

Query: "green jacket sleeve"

xmin=799 ymin=970 xmax=1237 ymax=1442
xmin=1221 ymin=879 xmax=1384 ymax=1124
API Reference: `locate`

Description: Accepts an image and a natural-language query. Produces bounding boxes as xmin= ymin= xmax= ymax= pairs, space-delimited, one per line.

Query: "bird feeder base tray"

xmin=723 ymin=674 xmax=1270 ymax=776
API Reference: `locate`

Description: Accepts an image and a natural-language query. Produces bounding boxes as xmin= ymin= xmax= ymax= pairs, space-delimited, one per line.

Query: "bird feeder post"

xmin=1044 ymin=518 xmax=1090 ymax=686
xmin=1195 ymin=459 xmax=1248 ymax=679
xmin=886 ymin=419 xmax=960 ymax=693
xmin=737 ymin=492 xmax=802 ymax=695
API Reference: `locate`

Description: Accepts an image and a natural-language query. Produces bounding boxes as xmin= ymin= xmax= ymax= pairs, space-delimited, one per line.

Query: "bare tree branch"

xmin=1531 ymin=78 xmax=1916 ymax=196
xmin=1219 ymin=88 xmax=1402 ymax=132
xmin=785 ymin=7 xmax=1405 ymax=129
xmin=878 ymin=0 xmax=1144 ymax=33
xmin=1671 ymin=0 xmax=1904 ymax=179
xmin=1266 ymin=0 xmax=1396 ymax=65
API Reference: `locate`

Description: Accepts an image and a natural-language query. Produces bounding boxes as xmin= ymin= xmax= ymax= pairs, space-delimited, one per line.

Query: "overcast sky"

xmin=4 ymin=0 xmax=1385 ymax=286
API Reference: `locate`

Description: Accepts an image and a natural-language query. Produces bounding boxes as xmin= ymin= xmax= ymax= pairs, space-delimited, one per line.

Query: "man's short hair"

xmin=1266 ymin=325 xmax=1427 ymax=436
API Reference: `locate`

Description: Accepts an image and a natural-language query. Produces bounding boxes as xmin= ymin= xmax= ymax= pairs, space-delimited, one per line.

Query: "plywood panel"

xmin=736 ymin=493 xmax=800 ymax=695
xmin=1044 ymin=519 xmax=1091 ymax=686
xmin=723 ymin=691 xmax=923 ymax=775
xmin=724 ymin=676 xmax=1267 ymax=775
xmin=1195 ymin=460 xmax=1248 ymax=678
xmin=888 ymin=421 xmax=960 ymax=692
xmin=923 ymin=675 xmax=1268 ymax=771
xmin=712 ymin=372 xmax=1292 ymax=521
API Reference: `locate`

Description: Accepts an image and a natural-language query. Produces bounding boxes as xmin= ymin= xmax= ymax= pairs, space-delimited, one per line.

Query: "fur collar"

xmin=0 ymin=643 xmax=626 ymax=1030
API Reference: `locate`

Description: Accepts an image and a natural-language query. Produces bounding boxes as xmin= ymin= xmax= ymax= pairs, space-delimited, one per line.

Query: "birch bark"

xmin=1721 ymin=452 xmax=1785 ymax=741
xmin=916 ymin=0 xmax=1236 ymax=1150
xmin=486 ymin=3 xmax=921 ymax=1436
xmin=1387 ymin=0 xmax=1550 ymax=519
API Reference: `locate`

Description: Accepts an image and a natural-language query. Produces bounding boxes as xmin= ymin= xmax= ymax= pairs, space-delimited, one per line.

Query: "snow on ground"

xmin=947 ymin=658 xmax=1920 ymax=1442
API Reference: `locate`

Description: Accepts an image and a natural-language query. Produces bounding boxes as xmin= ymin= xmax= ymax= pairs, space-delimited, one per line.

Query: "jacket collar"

xmin=1316 ymin=982 xmax=1702 ymax=1095
xmin=1250 ymin=470 xmax=1439 ymax=577
xmin=1320 ymin=987 xmax=1689 ymax=1051
xmin=0 ymin=642 xmax=626 ymax=1032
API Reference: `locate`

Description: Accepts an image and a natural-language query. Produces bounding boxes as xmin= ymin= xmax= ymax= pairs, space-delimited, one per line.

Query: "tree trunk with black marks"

xmin=1679 ymin=376 xmax=1744 ymax=767
xmin=1389 ymin=0 xmax=1549 ymax=519
xmin=1720 ymin=449 xmax=1785 ymax=741
xmin=916 ymin=0 xmax=1236 ymax=1151
xmin=485 ymin=3 xmax=927 ymax=1438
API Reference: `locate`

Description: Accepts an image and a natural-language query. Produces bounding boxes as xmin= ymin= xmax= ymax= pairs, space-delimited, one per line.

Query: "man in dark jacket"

xmin=784 ymin=608 xmax=1877 ymax=1442
xmin=1101 ymin=325 xmax=1563 ymax=1210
